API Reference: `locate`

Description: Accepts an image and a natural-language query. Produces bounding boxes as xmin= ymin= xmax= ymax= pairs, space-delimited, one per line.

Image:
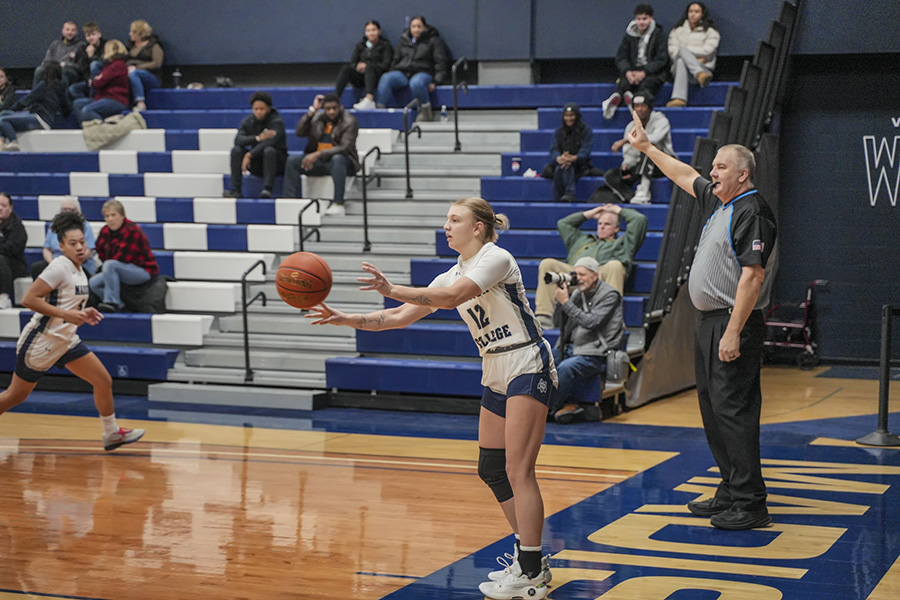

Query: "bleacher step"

xmin=217 ymin=314 xmax=359 ymax=336
xmin=183 ymin=348 xmax=352 ymax=371
xmin=373 ymin=167 xmax=500 ymax=178
xmin=203 ymin=331 xmax=358 ymax=352
xmin=314 ymin=226 xmax=434 ymax=245
xmin=338 ymin=201 xmax=451 ymax=218
xmin=300 ymin=241 xmax=434 ymax=255
xmin=150 ymin=380 xmax=323 ymax=406
xmin=377 ymin=153 xmax=502 ymax=169
xmin=345 ymin=189 xmax=476 ymax=202
xmin=408 ymin=131 xmax=519 ymax=147
xmin=353 ymin=176 xmax=482 ymax=192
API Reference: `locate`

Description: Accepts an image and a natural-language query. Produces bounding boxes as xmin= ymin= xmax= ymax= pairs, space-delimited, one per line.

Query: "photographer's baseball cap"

xmin=573 ymin=256 xmax=600 ymax=273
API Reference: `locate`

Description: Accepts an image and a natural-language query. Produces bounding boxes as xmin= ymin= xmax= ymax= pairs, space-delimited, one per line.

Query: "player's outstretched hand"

xmin=358 ymin=262 xmax=393 ymax=296
xmin=306 ymin=303 xmax=348 ymax=326
xmin=626 ymin=110 xmax=651 ymax=152
xmin=82 ymin=307 xmax=104 ymax=326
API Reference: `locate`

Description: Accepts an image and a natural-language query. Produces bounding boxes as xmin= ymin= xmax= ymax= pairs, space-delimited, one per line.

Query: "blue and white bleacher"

xmin=499 ymin=151 xmax=692 ymax=176
xmin=0 ymin=341 xmax=179 ymax=381
xmin=481 ymin=176 xmax=673 ymax=202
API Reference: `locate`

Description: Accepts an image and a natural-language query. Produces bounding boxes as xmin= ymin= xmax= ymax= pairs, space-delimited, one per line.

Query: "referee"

xmin=627 ymin=111 xmax=777 ymax=530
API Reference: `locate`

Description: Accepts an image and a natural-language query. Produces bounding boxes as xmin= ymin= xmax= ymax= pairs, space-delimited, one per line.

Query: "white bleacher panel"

xmin=89 ymin=221 xmax=103 ymax=238
xmin=171 ymin=150 xmax=230 ymax=174
xmin=114 ymin=196 xmax=157 ymax=222
xmin=165 ymin=281 xmax=240 ymax=312
xmin=13 ymin=278 xmax=31 ymax=306
xmin=193 ymin=197 xmax=237 ymax=224
xmin=37 ymin=195 xmax=79 ymax=221
xmin=163 ymin=223 xmax=208 ymax=250
xmin=105 ymin=129 xmax=166 ymax=152
xmin=69 ymin=173 xmax=109 ymax=197
xmin=19 ymin=131 xmax=88 ymax=152
xmin=0 ymin=308 xmax=27 ymax=338
xmin=173 ymin=251 xmax=274 ymax=282
xmin=356 ymin=128 xmax=394 ymax=161
xmin=99 ymin=150 xmax=139 ymax=174
xmin=198 ymin=129 xmax=237 ymax=152
xmin=151 ymin=314 xmax=215 ymax=346
xmin=23 ymin=221 xmax=47 ymax=247
xmin=274 ymin=199 xmax=321 ymax=226
xmin=246 ymin=225 xmax=298 ymax=253
xmin=144 ymin=173 xmax=223 ymax=198
xmin=301 ymin=175 xmax=339 ymax=201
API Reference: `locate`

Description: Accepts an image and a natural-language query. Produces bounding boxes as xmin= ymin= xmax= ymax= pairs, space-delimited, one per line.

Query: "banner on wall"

xmin=863 ymin=117 xmax=900 ymax=207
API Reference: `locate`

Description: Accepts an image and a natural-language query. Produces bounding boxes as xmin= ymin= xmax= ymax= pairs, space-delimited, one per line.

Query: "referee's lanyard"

xmin=721 ymin=189 xmax=758 ymax=209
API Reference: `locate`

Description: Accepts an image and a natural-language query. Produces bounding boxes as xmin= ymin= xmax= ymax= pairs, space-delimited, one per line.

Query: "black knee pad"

xmin=478 ymin=447 xmax=513 ymax=503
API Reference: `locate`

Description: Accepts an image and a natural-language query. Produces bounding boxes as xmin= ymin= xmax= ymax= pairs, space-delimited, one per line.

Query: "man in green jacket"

xmin=535 ymin=203 xmax=647 ymax=326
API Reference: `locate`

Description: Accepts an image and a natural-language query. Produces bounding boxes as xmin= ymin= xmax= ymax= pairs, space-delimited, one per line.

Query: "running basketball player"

xmin=309 ymin=197 xmax=556 ymax=599
xmin=0 ymin=211 xmax=145 ymax=451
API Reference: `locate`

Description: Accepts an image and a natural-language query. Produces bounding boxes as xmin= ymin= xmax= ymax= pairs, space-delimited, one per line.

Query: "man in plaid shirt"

xmin=90 ymin=199 xmax=157 ymax=312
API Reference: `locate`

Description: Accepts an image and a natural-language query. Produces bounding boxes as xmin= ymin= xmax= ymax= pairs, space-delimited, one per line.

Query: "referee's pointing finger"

xmin=628 ymin=110 xmax=650 ymax=152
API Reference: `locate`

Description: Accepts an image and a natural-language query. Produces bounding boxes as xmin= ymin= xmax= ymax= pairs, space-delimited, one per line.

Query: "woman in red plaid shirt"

xmin=90 ymin=199 xmax=157 ymax=312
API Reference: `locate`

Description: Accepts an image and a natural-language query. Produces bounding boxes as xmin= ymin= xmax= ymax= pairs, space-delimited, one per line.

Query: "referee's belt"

xmin=484 ymin=338 xmax=542 ymax=355
xmin=700 ymin=307 xmax=764 ymax=317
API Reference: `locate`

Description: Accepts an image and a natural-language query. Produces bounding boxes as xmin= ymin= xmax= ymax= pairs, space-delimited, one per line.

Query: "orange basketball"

xmin=275 ymin=252 xmax=332 ymax=309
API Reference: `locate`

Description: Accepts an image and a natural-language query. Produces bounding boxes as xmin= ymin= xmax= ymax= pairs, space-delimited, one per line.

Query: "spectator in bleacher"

xmin=541 ymin=103 xmax=594 ymax=203
xmin=73 ymin=40 xmax=130 ymax=124
xmin=68 ymin=22 xmax=108 ymax=100
xmin=0 ymin=68 xmax=19 ymax=113
xmin=308 ymin=197 xmax=557 ymax=597
xmin=283 ymin=93 xmax=360 ymax=216
xmin=376 ymin=15 xmax=449 ymax=122
xmin=0 ymin=192 xmax=27 ymax=309
xmin=667 ymin=2 xmax=720 ymax=107
xmin=91 ymin=199 xmax=158 ymax=313
xmin=336 ymin=20 xmax=394 ymax=111
xmin=0 ymin=210 xmax=145 ymax=452
xmin=31 ymin=197 xmax=97 ymax=280
xmin=33 ymin=20 xmax=87 ymax=87
xmin=550 ymin=256 xmax=624 ymax=424
xmin=225 ymin=91 xmax=288 ymax=199
xmin=0 ymin=63 xmax=71 ymax=152
xmin=534 ymin=203 xmax=647 ymax=326
xmin=601 ymin=4 xmax=669 ymax=120
xmin=604 ymin=94 xmax=674 ymax=203
xmin=126 ymin=20 xmax=164 ymax=112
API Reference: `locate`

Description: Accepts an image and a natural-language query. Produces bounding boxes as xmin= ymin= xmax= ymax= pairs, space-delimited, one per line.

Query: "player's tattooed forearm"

xmin=354 ymin=315 xmax=369 ymax=329
xmin=356 ymin=312 xmax=386 ymax=330
xmin=411 ymin=294 xmax=433 ymax=306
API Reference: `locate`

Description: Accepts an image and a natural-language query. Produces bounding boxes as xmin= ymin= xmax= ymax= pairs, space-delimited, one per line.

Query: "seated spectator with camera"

xmin=535 ymin=203 xmax=647 ymax=326
xmin=550 ymin=256 xmax=625 ymax=423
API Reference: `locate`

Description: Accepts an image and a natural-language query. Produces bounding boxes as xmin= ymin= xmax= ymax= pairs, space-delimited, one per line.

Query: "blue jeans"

xmin=376 ymin=70 xmax=433 ymax=107
xmin=282 ymin=153 xmax=352 ymax=203
xmin=129 ymin=69 xmax=160 ymax=103
xmin=75 ymin=97 xmax=127 ymax=123
xmin=68 ymin=61 xmax=104 ymax=100
xmin=89 ymin=260 xmax=151 ymax=307
xmin=0 ymin=113 xmax=44 ymax=141
xmin=552 ymin=346 xmax=606 ymax=408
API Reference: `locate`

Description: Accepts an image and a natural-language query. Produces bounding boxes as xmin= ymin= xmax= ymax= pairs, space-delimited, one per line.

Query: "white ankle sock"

xmin=100 ymin=414 xmax=119 ymax=436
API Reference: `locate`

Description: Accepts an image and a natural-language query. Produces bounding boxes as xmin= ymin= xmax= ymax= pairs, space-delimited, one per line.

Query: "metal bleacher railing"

xmin=643 ymin=0 xmax=802 ymax=342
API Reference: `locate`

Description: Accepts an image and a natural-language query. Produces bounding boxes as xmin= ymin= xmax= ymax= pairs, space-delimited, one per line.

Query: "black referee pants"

xmin=694 ymin=309 xmax=767 ymax=510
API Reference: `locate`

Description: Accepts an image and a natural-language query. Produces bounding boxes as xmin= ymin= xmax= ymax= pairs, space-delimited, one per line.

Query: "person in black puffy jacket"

xmin=335 ymin=20 xmax=394 ymax=111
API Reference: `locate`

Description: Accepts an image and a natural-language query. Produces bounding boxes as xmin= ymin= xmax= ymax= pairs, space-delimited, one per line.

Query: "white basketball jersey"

xmin=21 ymin=256 xmax=90 ymax=343
xmin=430 ymin=243 xmax=543 ymax=357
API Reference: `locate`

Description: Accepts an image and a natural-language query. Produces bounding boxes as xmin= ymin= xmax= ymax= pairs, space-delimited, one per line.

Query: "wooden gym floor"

xmin=1 ymin=365 xmax=898 ymax=599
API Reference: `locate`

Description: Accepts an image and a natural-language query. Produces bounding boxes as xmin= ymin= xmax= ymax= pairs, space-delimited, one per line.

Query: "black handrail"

xmin=402 ymin=98 xmax=422 ymax=198
xmin=240 ymin=259 xmax=268 ymax=382
xmin=451 ymin=57 xmax=469 ymax=152
xmin=298 ymin=199 xmax=321 ymax=252
xmin=360 ymin=145 xmax=382 ymax=252
xmin=857 ymin=305 xmax=900 ymax=447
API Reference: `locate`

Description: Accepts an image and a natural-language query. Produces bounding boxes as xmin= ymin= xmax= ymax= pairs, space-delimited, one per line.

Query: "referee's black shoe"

xmin=710 ymin=505 xmax=772 ymax=530
xmin=687 ymin=497 xmax=732 ymax=517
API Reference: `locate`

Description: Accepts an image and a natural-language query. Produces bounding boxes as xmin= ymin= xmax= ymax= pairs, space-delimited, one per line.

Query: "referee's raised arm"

xmin=626 ymin=110 xmax=700 ymax=197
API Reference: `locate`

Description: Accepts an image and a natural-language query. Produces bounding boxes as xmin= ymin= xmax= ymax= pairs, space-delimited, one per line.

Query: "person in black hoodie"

xmin=541 ymin=103 xmax=594 ymax=202
xmin=601 ymin=3 xmax=669 ymax=120
xmin=375 ymin=15 xmax=449 ymax=121
xmin=0 ymin=192 xmax=28 ymax=308
xmin=225 ymin=92 xmax=287 ymax=199
xmin=335 ymin=20 xmax=394 ymax=111
xmin=0 ymin=68 xmax=18 ymax=113
xmin=0 ymin=63 xmax=71 ymax=151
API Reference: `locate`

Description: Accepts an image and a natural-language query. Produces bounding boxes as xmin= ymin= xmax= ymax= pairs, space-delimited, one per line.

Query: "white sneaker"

xmin=488 ymin=544 xmax=552 ymax=583
xmin=479 ymin=565 xmax=549 ymax=600
xmin=352 ymin=97 xmax=376 ymax=110
xmin=624 ymin=90 xmax=635 ymax=108
xmin=602 ymin=93 xmax=621 ymax=120
xmin=324 ymin=202 xmax=345 ymax=216
xmin=103 ymin=427 xmax=145 ymax=451
xmin=522 ymin=168 xmax=539 ymax=178
xmin=0 ymin=293 xmax=11 ymax=309
xmin=3 ymin=141 xmax=19 ymax=152
xmin=631 ymin=175 xmax=652 ymax=204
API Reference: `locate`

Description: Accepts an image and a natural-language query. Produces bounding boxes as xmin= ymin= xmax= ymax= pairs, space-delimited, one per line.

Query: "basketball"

xmin=275 ymin=252 xmax=332 ymax=309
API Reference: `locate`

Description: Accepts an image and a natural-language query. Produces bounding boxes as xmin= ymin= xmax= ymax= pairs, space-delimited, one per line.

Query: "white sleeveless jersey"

xmin=429 ymin=243 xmax=543 ymax=357
xmin=20 ymin=256 xmax=90 ymax=344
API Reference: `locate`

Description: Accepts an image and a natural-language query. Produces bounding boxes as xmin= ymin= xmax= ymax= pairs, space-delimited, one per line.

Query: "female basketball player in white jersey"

xmin=308 ymin=197 xmax=556 ymax=599
xmin=0 ymin=211 xmax=144 ymax=451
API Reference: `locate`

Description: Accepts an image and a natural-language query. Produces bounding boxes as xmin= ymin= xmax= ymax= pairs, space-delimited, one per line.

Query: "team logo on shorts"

xmin=537 ymin=377 xmax=548 ymax=395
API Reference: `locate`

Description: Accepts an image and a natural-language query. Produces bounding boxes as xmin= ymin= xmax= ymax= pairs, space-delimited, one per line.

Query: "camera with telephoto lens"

xmin=544 ymin=271 xmax=578 ymax=286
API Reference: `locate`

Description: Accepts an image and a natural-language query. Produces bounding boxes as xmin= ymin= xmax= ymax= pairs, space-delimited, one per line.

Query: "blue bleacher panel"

xmin=481 ymin=176 xmax=672 ymax=203
xmin=0 ymin=173 xmax=70 ymax=195
xmin=142 ymin=109 xmax=408 ymax=131
xmin=0 ymin=341 xmax=179 ymax=381
xmin=537 ymin=107 xmax=716 ymax=130
xmin=357 ymin=323 xmax=560 ymax=359
xmin=500 ymin=151 xmax=692 ymax=176
xmin=164 ymin=130 xmax=200 ymax=151
xmin=489 ymin=202 xmax=668 ymax=231
xmin=0 ymin=153 xmax=99 ymax=173
xmin=435 ymin=230 xmax=661 ymax=262
xmin=156 ymin=198 xmax=195 ymax=223
xmin=155 ymin=251 xmax=175 ymax=277
xmin=17 ymin=312 xmax=153 ymax=343
xmin=236 ymin=199 xmax=278 ymax=224
xmin=137 ymin=153 xmax=174 ymax=173
xmin=519 ymin=129 xmax=706 ymax=154
xmin=325 ymin=356 xmax=484 ymax=397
